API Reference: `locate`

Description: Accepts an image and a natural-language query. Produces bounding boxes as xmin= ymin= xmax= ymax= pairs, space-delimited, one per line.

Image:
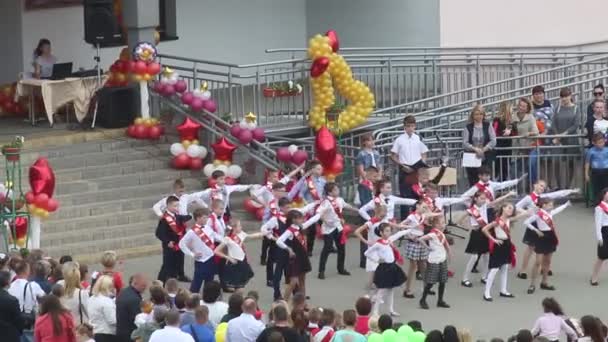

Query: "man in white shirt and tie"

xmin=390 ymin=115 xmax=429 ymax=219
xmin=149 ymin=309 xmax=195 ymax=342
xmin=226 ymin=297 xmax=265 ymax=342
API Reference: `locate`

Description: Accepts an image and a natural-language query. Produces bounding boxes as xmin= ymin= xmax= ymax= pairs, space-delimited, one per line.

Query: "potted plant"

xmin=326 ymin=103 xmax=345 ymax=122
xmin=1 ymin=136 xmax=24 ymax=162
xmin=263 ymin=80 xmax=303 ymax=97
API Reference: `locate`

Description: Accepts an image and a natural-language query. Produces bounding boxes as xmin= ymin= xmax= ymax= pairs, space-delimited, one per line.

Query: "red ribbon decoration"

xmin=325 ymin=30 xmax=340 ymax=53
xmin=29 ymin=158 xmax=55 ymax=197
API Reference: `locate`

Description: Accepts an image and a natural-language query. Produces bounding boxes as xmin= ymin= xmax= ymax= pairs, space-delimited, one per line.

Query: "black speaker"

xmin=95 ymin=86 xmax=138 ymax=128
xmin=84 ymin=0 xmax=123 ymax=46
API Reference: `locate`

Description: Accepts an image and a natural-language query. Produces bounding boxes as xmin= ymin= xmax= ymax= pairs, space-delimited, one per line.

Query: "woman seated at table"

xmin=32 ymin=38 xmax=57 ymax=79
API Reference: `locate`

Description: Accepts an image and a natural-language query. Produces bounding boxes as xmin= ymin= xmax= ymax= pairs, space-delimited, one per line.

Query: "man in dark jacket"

xmin=0 ymin=270 xmax=24 ymax=342
xmin=116 ymin=273 xmax=148 ymax=342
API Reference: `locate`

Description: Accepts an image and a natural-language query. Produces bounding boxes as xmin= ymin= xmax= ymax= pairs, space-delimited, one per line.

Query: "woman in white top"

xmin=87 ymin=275 xmax=116 ymax=342
xmin=59 ymin=261 xmax=89 ymax=325
xmin=32 ymin=39 xmax=57 ymax=79
xmin=531 ymin=298 xmax=577 ymax=342
xmin=524 ymin=199 xmax=572 ymax=294
xmin=214 ymin=219 xmax=263 ymax=292
xmin=364 ymin=223 xmax=410 ymax=317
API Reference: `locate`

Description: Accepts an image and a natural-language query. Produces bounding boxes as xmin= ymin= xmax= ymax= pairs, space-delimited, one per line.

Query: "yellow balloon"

xmin=182 ymin=140 xmax=191 ymax=148
xmin=40 ymin=210 xmax=49 ymax=219
xmin=191 ymin=139 xmax=199 ymax=145
xmin=213 ymin=160 xmax=221 ymax=166
xmin=16 ymin=238 xmax=26 ymax=248
xmin=134 ymin=118 xmax=144 ymax=125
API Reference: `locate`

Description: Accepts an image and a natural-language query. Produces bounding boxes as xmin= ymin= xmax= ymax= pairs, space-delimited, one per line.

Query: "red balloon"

xmin=238 ymin=129 xmax=253 ymax=144
xmin=190 ymin=158 xmax=203 ymax=170
xmin=181 ymin=92 xmax=194 ymax=105
xmin=225 ymin=177 xmax=237 ymax=185
xmin=133 ymin=124 xmax=148 ymax=139
xmin=255 ymin=207 xmax=265 ymax=221
xmin=127 ymin=60 xmax=136 ymax=73
xmin=15 ymin=216 xmax=28 ymax=239
xmin=310 ymin=57 xmax=330 ymax=77
xmin=115 ymin=60 xmax=127 ymax=73
xmin=29 ymin=158 xmax=56 ymax=197
xmin=46 ymin=198 xmax=59 ymax=212
xmin=229 ymin=124 xmax=242 ymax=138
xmin=172 ymin=153 xmax=191 ymax=169
xmin=211 ymin=137 xmax=238 ymax=162
xmin=326 ymin=30 xmax=340 ymax=52
xmin=147 ymin=62 xmax=161 ymax=75
xmin=162 ymin=84 xmax=175 ymax=97
xmin=148 ymin=125 xmax=162 ymax=139
xmin=251 ymin=127 xmax=265 ymax=142
xmin=174 ymin=80 xmax=187 ymax=93
xmin=126 ymin=125 xmax=136 ymax=137
xmin=14 ymin=103 xmax=26 ymax=116
xmin=315 ymin=126 xmax=337 ymax=166
xmin=109 ymin=63 xmax=119 ymax=73
xmin=176 ymin=117 xmax=202 ymax=141
xmin=190 ymin=98 xmax=204 ymax=112
xmin=276 ymin=147 xmax=291 ymax=162
xmin=292 ymin=150 xmax=308 ymax=165
xmin=34 ymin=193 xmax=49 ymax=209
xmin=134 ymin=61 xmax=147 ymax=75
xmin=4 ymin=101 xmax=15 ymax=113
xmin=203 ymin=99 xmax=217 ymax=113
xmin=325 ymin=153 xmax=344 ymax=175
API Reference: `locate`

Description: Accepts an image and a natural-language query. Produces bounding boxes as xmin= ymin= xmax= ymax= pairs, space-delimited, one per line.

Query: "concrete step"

xmin=52 ymin=195 xmax=162 ymax=220
xmin=44 ymin=232 xmax=160 ymax=258
xmin=54 ymin=159 xmax=170 ymax=182
xmin=42 ymin=221 xmax=154 ymax=248
xmin=44 ymin=208 xmax=156 ymax=234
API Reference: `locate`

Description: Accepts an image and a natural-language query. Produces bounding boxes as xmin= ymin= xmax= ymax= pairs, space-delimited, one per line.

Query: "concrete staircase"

xmin=1 ymin=135 xmax=259 ymax=263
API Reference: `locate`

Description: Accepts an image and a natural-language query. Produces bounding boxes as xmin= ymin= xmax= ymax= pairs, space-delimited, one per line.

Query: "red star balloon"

xmin=29 ymin=158 xmax=56 ymax=197
xmin=211 ymin=137 xmax=237 ymax=162
xmin=176 ymin=117 xmax=202 ymax=141
xmin=315 ymin=126 xmax=337 ymax=166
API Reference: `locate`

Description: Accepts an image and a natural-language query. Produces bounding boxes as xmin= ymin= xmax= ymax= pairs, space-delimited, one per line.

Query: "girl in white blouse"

xmin=358 ymin=179 xmax=416 ymax=222
xmin=365 ymin=223 xmax=410 ymax=317
xmin=591 ymin=189 xmax=608 ymax=286
xmin=418 ymin=215 xmax=451 ymax=310
xmin=523 ymin=199 xmax=572 ymax=294
xmin=214 ymin=219 xmax=263 ymax=292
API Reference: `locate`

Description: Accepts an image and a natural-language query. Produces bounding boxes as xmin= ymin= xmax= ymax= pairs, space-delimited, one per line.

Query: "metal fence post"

xmin=388 ymin=58 xmax=394 ymax=118
xmin=228 ymin=66 xmax=234 ymax=115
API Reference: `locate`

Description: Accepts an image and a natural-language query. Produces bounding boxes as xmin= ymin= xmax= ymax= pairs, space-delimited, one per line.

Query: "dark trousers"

xmin=266 ymin=242 xmax=276 ymax=282
xmin=261 ymin=236 xmax=271 ymax=263
xmin=158 ymin=246 xmax=183 ymax=283
xmin=592 ymin=168 xmax=608 ymax=204
xmin=190 ymin=258 xmax=217 ymax=294
xmin=94 ymin=334 xmax=116 ymax=342
xmin=398 ymin=169 xmax=415 ymax=220
xmin=306 ymin=224 xmax=317 ymax=254
xmin=359 ymin=231 xmax=368 ymax=268
xmin=273 ymin=253 xmax=288 ymax=300
xmin=318 ymin=229 xmax=346 ymax=273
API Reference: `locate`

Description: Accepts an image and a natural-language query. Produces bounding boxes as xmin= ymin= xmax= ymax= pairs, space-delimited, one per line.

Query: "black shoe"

xmin=416 ymin=271 xmax=422 ymax=280
xmin=223 ymin=287 xmax=235 ymax=293
xmin=481 ymin=278 xmax=487 ymax=284
xmin=540 ymin=283 xmax=555 ymax=291
xmin=260 ymin=259 xmax=267 ymax=266
xmin=177 ymin=275 xmax=192 ymax=282
xmin=318 ymin=272 xmax=325 ymax=280
xmin=266 ymin=280 xmax=273 ymax=287
xmin=419 ymin=300 xmax=429 ymax=309
xmin=437 ymin=301 xmax=451 ymax=308
xmin=499 ymin=292 xmax=515 ymax=298
xmin=338 ymin=270 xmax=351 ymax=276
xmin=590 ymin=280 xmax=599 ymax=286
xmin=428 ymin=290 xmax=436 ymax=296
xmin=359 ymin=264 xmax=366 ymax=269
xmin=329 ymin=247 xmax=338 ymax=253
xmin=403 ymin=291 xmax=415 ymax=299
xmin=548 ymin=270 xmax=553 ymax=276
xmin=471 ymin=267 xmax=480 ymax=274
xmin=483 ymin=295 xmax=493 ymax=302
xmin=305 ymin=296 xmax=310 ymax=300
xmin=517 ymin=272 xmax=528 ymax=280
xmin=461 ymin=280 xmax=473 ymax=288
xmin=527 ymin=285 xmax=536 ymax=294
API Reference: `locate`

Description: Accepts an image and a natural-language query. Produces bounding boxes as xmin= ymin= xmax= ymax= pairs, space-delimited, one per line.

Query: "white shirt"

xmin=202 ymin=301 xmax=228 ymax=328
xmin=149 ymin=325 xmax=195 ymax=342
xmin=276 ymin=216 xmax=319 ymax=250
xmin=531 ymin=313 xmax=577 ymax=341
xmin=317 ymin=197 xmax=348 ymax=234
xmin=251 ymin=176 xmax=290 ymax=205
xmin=594 ymin=118 xmax=608 ymax=135
xmin=223 ymin=232 xmax=248 ymax=261
xmin=363 ymin=220 xmax=384 ymax=246
xmin=364 ymin=229 xmax=411 ymax=263
xmin=516 ymin=189 xmax=577 ymax=210
xmin=493 ymin=220 xmax=511 ymax=240
xmin=88 ymin=294 xmax=117 ymax=335
xmin=61 ymin=288 xmax=89 ymax=324
xmin=359 ymin=194 xmax=416 ymax=221
xmin=152 ymin=193 xmax=206 ymax=217
xmin=467 ymin=204 xmax=489 ymax=228
xmin=594 ymin=203 xmax=608 ymax=243
xmin=225 ymin=313 xmax=265 ymax=342
xmin=425 ymin=230 xmax=447 ymax=264
xmin=205 ymin=213 xmax=229 ymax=237
xmin=191 ymin=184 xmax=252 ymax=213
xmin=523 ymin=203 xmax=569 ymax=232
xmin=391 ymin=132 xmax=428 ymax=165
xmin=462 ymin=179 xmax=520 ymax=200
xmin=179 ymin=227 xmax=223 ymax=263
xmin=8 ymin=278 xmax=45 ymax=313
xmin=430 ymin=196 xmax=466 ymax=212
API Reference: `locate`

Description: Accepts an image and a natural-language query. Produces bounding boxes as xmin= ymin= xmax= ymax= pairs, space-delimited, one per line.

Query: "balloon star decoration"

xmin=203 ymin=137 xmax=241 ymax=186
xmin=229 ymin=112 xmax=266 ymax=145
xmin=170 ymin=117 xmax=207 ymax=170
xmin=308 ymin=30 xmax=375 ymax=133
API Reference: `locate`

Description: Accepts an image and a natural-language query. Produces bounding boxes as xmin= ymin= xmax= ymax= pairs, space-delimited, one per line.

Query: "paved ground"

xmin=117 ymin=203 xmax=606 ymax=340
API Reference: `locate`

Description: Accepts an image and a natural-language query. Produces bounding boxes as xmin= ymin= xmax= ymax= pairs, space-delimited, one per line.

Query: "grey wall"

xmin=0 ymin=0 xmax=23 ymax=84
xmin=305 ymin=0 xmax=440 ymax=48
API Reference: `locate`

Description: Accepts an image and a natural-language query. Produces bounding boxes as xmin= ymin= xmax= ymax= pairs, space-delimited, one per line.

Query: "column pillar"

xmin=122 ymin=0 xmax=159 ymax=51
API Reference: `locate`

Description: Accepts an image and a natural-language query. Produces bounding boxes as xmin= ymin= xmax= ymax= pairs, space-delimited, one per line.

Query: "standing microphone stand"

xmin=90 ymin=43 xmax=102 ymax=129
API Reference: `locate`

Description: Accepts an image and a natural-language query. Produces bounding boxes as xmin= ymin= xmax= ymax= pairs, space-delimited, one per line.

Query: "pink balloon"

xmin=291 ymin=150 xmax=308 ymax=165
xmin=203 ymin=99 xmax=217 ymax=113
xmin=229 ymin=124 xmax=242 ymax=137
xmin=238 ymin=129 xmax=253 ymax=144
xmin=252 ymin=127 xmax=265 ymax=142
xmin=174 ymin=80 xmax=187 ymax=93
xmin=276 ymin=147 xmax=291 ymax=162
xmin=181 ymin=92 xmax=194 ymax=105
xmin=190 ymin=98 xmax=204 ymax=112
xmin=163 ymin=84 xmax=176 ymax=96
xmin=154 ymin=82 xmax=165 ymax=93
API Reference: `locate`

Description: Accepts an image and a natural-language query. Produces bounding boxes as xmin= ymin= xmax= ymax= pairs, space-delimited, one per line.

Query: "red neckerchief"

xmin=373 ymin=194 xmax=385 ymax=206
xmin=537 ymin=209 xmax=559 ymax=245
xmin=475 ymin=181 xmax=494 ymax=201
xmin=599 ymin=201 xmax=608 ymax=214
xmin=530 ymin=192 xmax=540 ymax=206
xmin=288 ymin=225 xmax=307 ymax=249
xmin=192 ymin=224 xmax=215 ymax=250
xmin=488 ymin=217 xmax=517 ymax=267
xmin=430 ymin=228 xmax=446 ymax=245
xmin=209 ymin=214 xmax=222 ymax=234
xmin=369 ymin=217 xmax=381 ymax=225
xmin=314 ymin=327 xmax=335 ymax=342
xmin=229 ymin=232 xmax=246 ymax=253
xmin=306 ymin=176 xmax=321 ymax=201
xmin=265 ymin=181 xmax=273 ymax=191
xmin=163 ymin=212 xmax=184 ymax=250
xmin=360 ymin=179 xmax=373 ymax=191
xmin=495 ymin=217 xmax=511 ymax=237
xmin=269 ymin=198 xmax=279 ymax=217
xmin=466 ymin=205 xmax=487 ymax=226
xmin=210 ymin=184 xmax=223 ymax=201
xmin=377 ymin=238 xmax=404 ymax=265
xmin=412 ymin=183 xmax=424 ymax=197
xmin=327 ymin=196 xmax=344 ymax=220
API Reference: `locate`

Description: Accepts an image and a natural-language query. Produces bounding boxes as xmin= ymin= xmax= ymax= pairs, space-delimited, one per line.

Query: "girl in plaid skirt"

xmin=418 ymin=215 xmax=451 ymax=309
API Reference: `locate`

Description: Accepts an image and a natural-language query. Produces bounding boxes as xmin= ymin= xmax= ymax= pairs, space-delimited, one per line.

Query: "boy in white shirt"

xmin=191 ymin=171 xmax=254 ymax=223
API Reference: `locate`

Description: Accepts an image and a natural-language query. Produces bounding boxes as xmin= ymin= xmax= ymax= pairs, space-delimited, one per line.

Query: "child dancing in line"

xmin=354 ymin=205 xmax=388 ymax=296
xmin=418 ymin=216 xmax=451 ymax=310
xmin=591 ymin=189 xmax=608 ymax=286
xmin=358 ymin=179 xmax=416 ymax=223
xmin=524 ymin=198 xmax=572 ymax=294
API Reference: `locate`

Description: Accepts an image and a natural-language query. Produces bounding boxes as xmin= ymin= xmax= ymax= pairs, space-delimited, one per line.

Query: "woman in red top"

xmin=34 ymin=294 xmax=77 ymax=342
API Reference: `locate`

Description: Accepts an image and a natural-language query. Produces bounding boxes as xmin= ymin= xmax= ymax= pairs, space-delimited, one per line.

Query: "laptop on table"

xmin=42 ymin=62 xmax=73 ymax=80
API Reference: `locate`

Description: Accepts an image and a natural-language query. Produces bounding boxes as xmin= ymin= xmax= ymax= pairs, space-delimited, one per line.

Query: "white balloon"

xmin=186 ymin=144 xmax=200 ymax=158
xmin=170 ymin=143 xmax=185 ymax=156
xmin=227 ymin=165 xmax=242 ymax=179
xmin=192 ymin=89 xmax=203 ymax=98
xmin=246 ymin=122 xmax=257 ymax=130
xmin=239 ymin=121 xmax=248 ymax=129
xmin=216 ymin=165 xmax=228 ymax=174
xmin=287 ymin=144 xmax=298 ymax=156
xmin=198 ymin=146 xmax=208 ymax=159
xmin=203 ymin=164 xmax=214 ymax=177
xmin=201 ymin=90 xmax=212 ymax=100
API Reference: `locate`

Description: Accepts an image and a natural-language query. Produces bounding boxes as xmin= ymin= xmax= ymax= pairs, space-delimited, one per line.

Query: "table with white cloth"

xmin=16 ymin=76 xmax=106 ymax=126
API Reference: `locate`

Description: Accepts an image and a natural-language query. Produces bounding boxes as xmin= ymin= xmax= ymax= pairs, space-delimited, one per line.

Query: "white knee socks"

xmin=484 ymin=268 xmax=499 ymax=298
xmin=499 ymin=265 xmax=509 ymax=294
xmin=480 ymin=253 xmax=490 ymax=279
xmin=372 ymin=289 xmax=387 ymax=316
xmin=463 ymin=255 xmax=477 ymax=281
xmin=387 ymin=288 xmax=395 ymax=313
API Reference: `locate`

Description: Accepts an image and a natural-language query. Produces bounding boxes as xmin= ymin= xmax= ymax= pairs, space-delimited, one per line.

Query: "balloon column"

xmin=203 ymin=137 xmax=241 ymax=186
xmin=170 ymin=118 xmax=207 ymax=170
xmin=132 ymin=42 xmax=161 ymax=121
xmin=23 ymin=158 xmax=59 ymax=249
xmin=179 ymin=82 xmax=218 ymax=113
xmin=276 ymin=144 xmax=308 ymax=166
xmin=315 ymin=127 xmax=344 ymax=181
xmin=126 ymin=117 xmax=164 ymax=140
xmin=307 ymin=30 xmax=375 ymax=133
xmin=229 ymin=112 xmax=266 ymax=144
